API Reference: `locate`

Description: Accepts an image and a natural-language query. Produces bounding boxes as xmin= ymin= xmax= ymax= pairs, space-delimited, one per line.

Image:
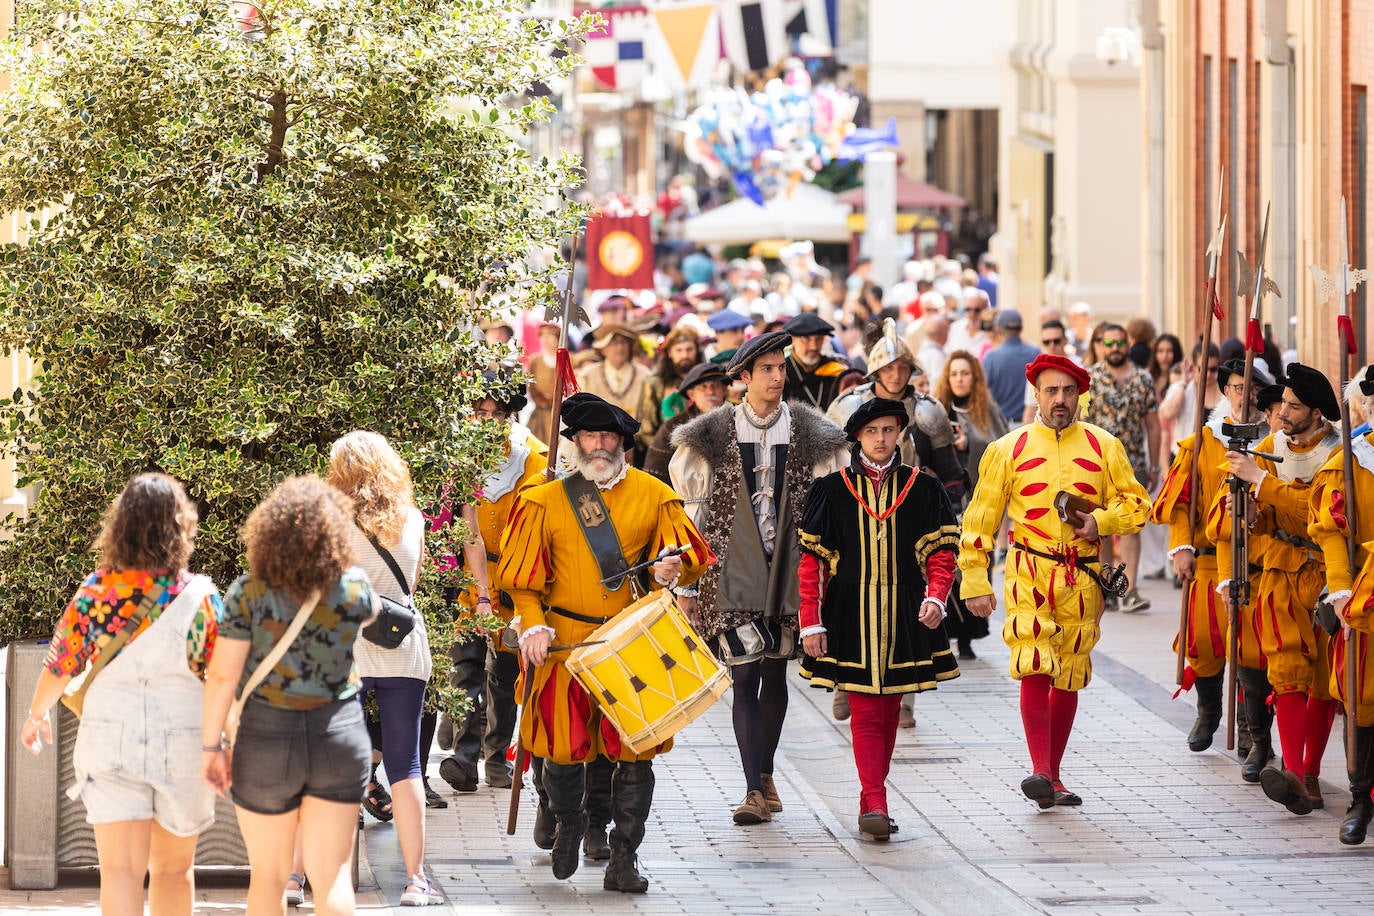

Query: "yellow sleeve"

xmin=1311 ymin=461 xmax=1355 ymax=593
xmin=958 ymin=434 xmax=1012 ymax=599
xmin=495 ymin=493 xmax=552 ymax=632
xmin=653 ymin=497 xmax=715 ymax=589
xmin=1151 ymin=436 xmax=1196 ymax=548
xmin=1094 ymin=433 xmax=1150 ymax=537
xmin=1256 ymin=460 xmax=1307 ymax=538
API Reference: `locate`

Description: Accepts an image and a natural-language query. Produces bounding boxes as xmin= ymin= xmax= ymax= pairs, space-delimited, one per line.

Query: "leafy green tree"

xmin=0 ymin=0 xmax=585 ymax=655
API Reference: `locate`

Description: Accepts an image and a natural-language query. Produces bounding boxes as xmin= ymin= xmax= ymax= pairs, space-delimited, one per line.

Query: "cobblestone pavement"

xmin=4 ymin=573 xmax=1374 ymax=913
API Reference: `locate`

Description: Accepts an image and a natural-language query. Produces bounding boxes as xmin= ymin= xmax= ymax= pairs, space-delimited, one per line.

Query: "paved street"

xmin=4 ymin=571 xmax=1374 ymax=913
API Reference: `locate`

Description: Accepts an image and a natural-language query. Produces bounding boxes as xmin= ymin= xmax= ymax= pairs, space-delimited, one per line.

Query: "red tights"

xmin=1274 ymin=691 xmax=1339 ymax=777
xmin=1020 ymin=674 xmax=1079 ymax=783
xmin=848 ymin=692 xmax=902 ymax=814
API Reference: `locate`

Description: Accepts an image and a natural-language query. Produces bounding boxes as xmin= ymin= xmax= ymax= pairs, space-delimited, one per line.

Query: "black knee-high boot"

xmin=1236 ymin=666 xmax=1274 ymax=782
xmin=1341 ymin=723 xmax=1374 ymax=845
xmin=604 ymin=760 xmax=655 ymax=893
xmin=1188 ymin=673 xmax=1225 ymax=752
xmin=530 ymin=757 xmax=554 ymax=850
xmin=541 ymin=760 xmax=587 ymax=879
xmin=583 ymin=755 xmax=614 ymax=860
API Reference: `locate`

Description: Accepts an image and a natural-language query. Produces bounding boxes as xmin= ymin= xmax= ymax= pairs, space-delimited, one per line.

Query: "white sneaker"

xmin=400 ymin=873 xmax=444 ymax=907
xmin=283 ymin=873 xmax=305 ymax=907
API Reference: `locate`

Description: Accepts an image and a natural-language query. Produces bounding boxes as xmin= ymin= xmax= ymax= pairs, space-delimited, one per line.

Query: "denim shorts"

xmin=230 ymin=697 xmax=371 ymax=815
xmin=70 ymin=720 xmax=214 ymax=837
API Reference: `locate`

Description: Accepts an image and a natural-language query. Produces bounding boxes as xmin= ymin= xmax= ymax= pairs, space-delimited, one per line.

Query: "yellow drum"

xmin=566 ymin=590 xmax=729 ymax=754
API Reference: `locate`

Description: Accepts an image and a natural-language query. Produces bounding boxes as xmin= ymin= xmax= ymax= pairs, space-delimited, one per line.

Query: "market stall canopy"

xmin=836 ymin=175 xmax=967 ymax=211
xmin=683 ymin=183 xmax=853 ymax=245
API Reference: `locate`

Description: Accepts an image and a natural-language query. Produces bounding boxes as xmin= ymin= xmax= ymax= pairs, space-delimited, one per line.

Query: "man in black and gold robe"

xmin=798 ymin=398 xmax=961 ymax=840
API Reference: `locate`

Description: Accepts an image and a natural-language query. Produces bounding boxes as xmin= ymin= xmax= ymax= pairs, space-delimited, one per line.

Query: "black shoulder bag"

xmin=360 ymin=534 xmax=418 ymax=649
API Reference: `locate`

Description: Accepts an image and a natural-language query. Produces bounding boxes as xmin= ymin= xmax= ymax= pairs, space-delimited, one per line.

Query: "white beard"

xmin=571 ymin=443 xmax=627 ymax=487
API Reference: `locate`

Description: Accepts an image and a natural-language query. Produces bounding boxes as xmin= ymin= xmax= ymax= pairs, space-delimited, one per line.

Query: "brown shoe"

xmin=760 ymin=773 xmax=783 ymax=813
xmin=1259 ymin=766 xmax=1314 ymax=816
xmin=898 ymin=698 xmax=915 ymax=730
xmin=732 ymin=790 xmax=772 ymax=825
xmin=832 ymin=691 xmax=851 ymax=721
xmin=1304 ymin=774 xmax=1325 ymax=809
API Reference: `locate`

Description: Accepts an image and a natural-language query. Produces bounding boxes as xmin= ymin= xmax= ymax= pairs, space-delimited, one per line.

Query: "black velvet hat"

xmin=781 ymin=312 xmax=834 ymax=338
xmin=725 ymin=330 xmax=791 ymax=378
xmin=679 ymin=362 xmax=730 ymax=395
xmin=477 ymin=369 xmax=528 ymax=416
xmin=1284 ymin=362 xmax=1341 ymax=421
xmin=1256 ymin=383 xmax=1285 ymax=414
xmin=843 ymin=397 xmax=910 ymax=441
xmin=558 ymin=392 xmax=640 ymax=443
xmin=1215 ymin=359 xmax=1273 ymax=393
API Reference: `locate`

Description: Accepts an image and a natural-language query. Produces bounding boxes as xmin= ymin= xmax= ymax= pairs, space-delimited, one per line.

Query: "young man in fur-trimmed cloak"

xmin=669 ymin=330 xmax=850 ymax=826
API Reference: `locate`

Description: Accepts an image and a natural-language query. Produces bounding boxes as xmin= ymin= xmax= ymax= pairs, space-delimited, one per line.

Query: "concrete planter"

xmin=4 ymin=641 xmax=247 ymax=889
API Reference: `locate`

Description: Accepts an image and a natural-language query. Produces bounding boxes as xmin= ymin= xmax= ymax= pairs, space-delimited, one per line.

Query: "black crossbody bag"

xmin=360 ymin=534 xmax=418 ymax=649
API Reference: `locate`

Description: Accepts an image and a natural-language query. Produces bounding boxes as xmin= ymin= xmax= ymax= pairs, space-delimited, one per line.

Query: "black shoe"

xmin=957 ymin=640 xmax=976 ymax=660
xmin=1020 ymin=774 xmax=1055 ymax=809
xmin=1053 ymin=789 xmax=1082 ymax=807
xmin=551 ymin=814 xmax=587 ymax=880
xmin=583 ymin=827 xmax=611 ymax=861
xmin=532 ymin=802 xmax=555 ymax=851
xmin=439 ymin=757 xmax=479 ymax=793
xmin=1241 ymin=741 xmax=1273 ymax=784
xmin=423 ymin=779 xmax=448 ymax=809
xmin=1259 ymin=766 xmax=1314 ymax=815
xmin=857 ymin=810 xmax=894 ymax=840
xmin=1187 ymin=674 xmax=1224 ymax=753
xmin=1341 ymin=793 xmax=1373 ymax=845
xmin=485 ymin=764 xmax=514 ymax=790
xmin=603 ymin=851 xmax=649 ymax=893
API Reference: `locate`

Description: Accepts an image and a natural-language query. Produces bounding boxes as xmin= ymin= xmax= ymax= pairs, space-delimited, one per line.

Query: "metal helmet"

xmin=865 ymin=318 xmax=921 ymax=378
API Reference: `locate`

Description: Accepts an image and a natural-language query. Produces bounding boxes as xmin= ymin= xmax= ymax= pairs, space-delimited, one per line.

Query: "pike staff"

xmin=508 ymin=228 xmax=584 ymax=835
xmin=1310 ymin=196 xmax=1369 ymax=762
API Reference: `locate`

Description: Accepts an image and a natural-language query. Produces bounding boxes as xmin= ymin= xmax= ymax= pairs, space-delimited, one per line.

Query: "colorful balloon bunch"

xmin=683 ymin=69 xmax=859 ymax=206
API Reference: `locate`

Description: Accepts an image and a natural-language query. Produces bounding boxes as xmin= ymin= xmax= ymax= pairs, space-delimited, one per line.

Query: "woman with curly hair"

xmin=327 ymin=431 xmax=441 ymax=906
xmin=934 ymin=351 xmax=1009 ymax=494
xmin=22 ymin=473 xmax=222 ymax=916
xmin=201 ymin=476 xmax=377 ymax=915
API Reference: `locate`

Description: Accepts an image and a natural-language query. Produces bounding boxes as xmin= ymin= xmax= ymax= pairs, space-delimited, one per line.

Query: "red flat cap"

xmin=1026 ymin=353 xmax=1090 ymax=390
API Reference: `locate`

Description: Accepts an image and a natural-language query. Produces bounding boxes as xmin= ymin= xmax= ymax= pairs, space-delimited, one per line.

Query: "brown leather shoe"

xmin=832 ymin=691 xmax=851 ymax=721
xmin=898 ymin=702 xmax=916 ymax=730
xmin=1304 ymin=774 xmax=1325 ymax=809
xmin=1259 ymin=766 xmax=1314 ymax=816
xmin=760 ymin=773 xmax=783 ymax=813
xmin=732 ymin=790 xmax=773 ymax=825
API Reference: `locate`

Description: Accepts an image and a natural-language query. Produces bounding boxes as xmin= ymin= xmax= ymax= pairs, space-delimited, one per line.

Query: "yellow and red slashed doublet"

xmin=1151 ymin=428 xmax=1234 ymax=678
xmin=496 ymin=469 xmax=713 ymax=764
xmin=958 ymin=420 xmax=1150 ymax=691
xmin=1312 ymin=439 xmax=1374 ymax=726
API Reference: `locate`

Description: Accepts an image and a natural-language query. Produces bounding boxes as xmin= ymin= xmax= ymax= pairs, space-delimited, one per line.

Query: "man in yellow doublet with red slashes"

xmin=1310 ymin=363 xmax=1374 ymax=845
xmin=1214 ymin=363 xmax=1342 ymax=818
xmin=960 ymin=354 xmax=1149 ymax=809
xmin=496 ymin=393 xmax=713 ymax=894
xmin=1152 ymin=358 xmax=1272 ymax=763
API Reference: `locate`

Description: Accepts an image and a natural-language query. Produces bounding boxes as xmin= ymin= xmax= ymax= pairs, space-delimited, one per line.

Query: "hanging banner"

xmin=585 ymin=213 xmax=655 ymax=291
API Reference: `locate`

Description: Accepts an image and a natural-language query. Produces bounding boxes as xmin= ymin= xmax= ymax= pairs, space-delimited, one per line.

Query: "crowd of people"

xmin=16 ymin=242 xmax=1374 ymax=914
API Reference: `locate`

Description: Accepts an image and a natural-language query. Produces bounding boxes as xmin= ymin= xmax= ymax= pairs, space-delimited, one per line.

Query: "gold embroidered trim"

xmin=915 ymin=525 xmax=961 ymax=566
xmin=799 ymin=530 xmax=840 ymax=574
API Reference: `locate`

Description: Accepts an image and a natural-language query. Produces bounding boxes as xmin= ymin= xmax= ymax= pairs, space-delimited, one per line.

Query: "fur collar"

xmin=672 ymin=400 xmax=846 ymax=468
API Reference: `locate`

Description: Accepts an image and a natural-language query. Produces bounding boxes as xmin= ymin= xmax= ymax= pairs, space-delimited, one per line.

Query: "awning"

xmin=683 ymin=183 xmax=853 ymax=245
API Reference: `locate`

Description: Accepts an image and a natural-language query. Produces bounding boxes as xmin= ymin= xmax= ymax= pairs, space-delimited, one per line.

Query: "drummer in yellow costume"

xmin=1213 ymin=363 xmax=1341 ymax=817
xmin=959 ymin=354 xmax=1149 ymax=808
xmin=1310 ymin=363 xmax=1374 ymax=844
xmin=497 ymin=392 xmax=713 ymax=894
xmin=1152 ymin=357 xmax=1274 ymax=770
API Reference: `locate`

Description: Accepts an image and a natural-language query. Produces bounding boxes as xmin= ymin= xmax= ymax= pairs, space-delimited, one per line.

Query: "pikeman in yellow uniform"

xmin=497 ymin=393 xmax=713 ymax=894
xmin=1214 ymin=363 xmax=1342 ymax=816
xmin=1311 ymin=364 xmax=1374 ymax=845
xmin=959 ymin=354 xmax=1150 ymax=808
xmin=1152 ymin=358 xmax=1273 ymax=769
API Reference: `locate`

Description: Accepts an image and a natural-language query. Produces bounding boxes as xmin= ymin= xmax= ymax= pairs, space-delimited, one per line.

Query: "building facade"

xmin=1145 ymin=0 xmax=1374 ymax=377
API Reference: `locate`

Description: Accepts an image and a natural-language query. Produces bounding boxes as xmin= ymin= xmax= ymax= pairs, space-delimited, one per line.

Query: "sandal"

xmin=362 ymin=780 xmax=394 ymax=822
xmin=284 ymin=873 xmax=306 ymax=907
xmin=399 ymin=872 xmax=444 ymax=906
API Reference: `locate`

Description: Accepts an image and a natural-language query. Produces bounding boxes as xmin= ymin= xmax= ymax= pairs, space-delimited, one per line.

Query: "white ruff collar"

xmin=482 ymin=427 xmax=533 ymax=502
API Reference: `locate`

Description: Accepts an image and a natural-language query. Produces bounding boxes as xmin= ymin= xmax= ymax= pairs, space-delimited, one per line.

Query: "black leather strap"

xmin=547 ymin=605 xmax=614 ymax=625
xmin=367 ymin=534 xmax=412 ymax=597
xmin=562 ymin=473 xmax=633 ymax=591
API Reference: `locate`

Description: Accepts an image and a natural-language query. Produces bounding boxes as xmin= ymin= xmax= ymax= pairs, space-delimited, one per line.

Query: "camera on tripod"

xmin=1220 ymin=421 xmax=1283 ymax=464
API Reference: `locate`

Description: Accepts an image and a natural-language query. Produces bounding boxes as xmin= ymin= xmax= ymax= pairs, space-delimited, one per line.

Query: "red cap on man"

xmin=1025 ymin=353 xmax=1090 ymax=390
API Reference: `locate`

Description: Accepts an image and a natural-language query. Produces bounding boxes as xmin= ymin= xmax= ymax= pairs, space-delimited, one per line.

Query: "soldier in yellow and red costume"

xmin=1212 ymin=363 xmax=1342 ymax=816
xmin=959 ymin=354 xmax=1150 ymax=808
xmin=1311 ymin=363 xmax=1374 ymax=844
xmin=496 ymin=393 xmax=714 ymax=894
xmin=1152 ymin=358 xmax=1276 ymax=776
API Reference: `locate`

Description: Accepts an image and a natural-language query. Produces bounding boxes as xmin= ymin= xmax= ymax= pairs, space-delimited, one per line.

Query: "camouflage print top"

xmin=219 ymin=567 xmax=376 ymax=710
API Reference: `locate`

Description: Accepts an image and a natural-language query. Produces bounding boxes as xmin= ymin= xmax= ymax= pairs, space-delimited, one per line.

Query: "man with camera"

xmin=1212 ymin=363 xmax=1343 ymax=816
xmin=1151 ymin=358 xmax=1274 ymax=770
xmin=959 ymin=353 xmax=1150 ymax=808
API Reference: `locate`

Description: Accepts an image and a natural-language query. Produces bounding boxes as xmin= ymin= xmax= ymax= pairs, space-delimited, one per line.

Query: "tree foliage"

xmin=0 ymin=0 xmax=587 ymax=647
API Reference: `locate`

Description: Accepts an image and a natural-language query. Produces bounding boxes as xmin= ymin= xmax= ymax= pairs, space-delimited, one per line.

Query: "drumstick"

xmin=600 ymin=544 xmax=690 ymax=585
xmin=498 ymin=628 xmax=605 ymax=653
